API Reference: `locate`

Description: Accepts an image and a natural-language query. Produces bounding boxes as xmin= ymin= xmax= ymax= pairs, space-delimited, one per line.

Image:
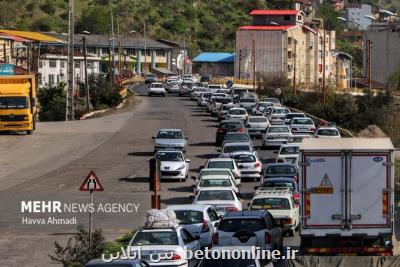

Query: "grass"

xmin=102 ymin=230 xmax=137 ymax=256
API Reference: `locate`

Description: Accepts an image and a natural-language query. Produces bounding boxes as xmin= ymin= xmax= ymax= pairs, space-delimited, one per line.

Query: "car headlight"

xmin=177 ymin=164 xmax=185 ymax=170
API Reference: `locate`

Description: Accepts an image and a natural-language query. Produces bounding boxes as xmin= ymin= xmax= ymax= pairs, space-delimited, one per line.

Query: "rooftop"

xmin=0 ymin=30 xmax=63 ymax=43
xmin=250 ymin=9 xmax=302 ymax=16
xmin=239 ymin=25 xmax=297 ymax=31
xmin=300 ymin=138 xmax=394 ymax=150
xmin=193 ymin=52 xmax=235 ymax=63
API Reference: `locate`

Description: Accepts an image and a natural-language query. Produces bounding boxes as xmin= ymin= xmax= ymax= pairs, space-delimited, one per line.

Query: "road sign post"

xmin=149 ymin=158 xmax=161 ymax=209
xmin=79 ymin=170 xmax=104 ymax=254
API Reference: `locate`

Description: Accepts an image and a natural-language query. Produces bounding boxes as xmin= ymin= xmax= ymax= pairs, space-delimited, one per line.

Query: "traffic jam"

xmin=90 ymin=76 xmax=395 ymax=267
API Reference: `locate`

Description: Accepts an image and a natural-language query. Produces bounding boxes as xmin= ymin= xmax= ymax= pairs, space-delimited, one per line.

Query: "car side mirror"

xmin=254 ymin=186 xmax=260 ymax=190
xmin=273 ymin=151 xmax=278 ymax=154
xmin=185 ymin=137 xmax=189 ymax=140
xmin=151 ymin=136 xmax=155 ymax=139
xmin=191 ymin=176 xmax=196 ymax=180
xmin=247 ymin=203 xmax=251 ymax=207
xmin=217 ymin=149 xmax=221 ymax=152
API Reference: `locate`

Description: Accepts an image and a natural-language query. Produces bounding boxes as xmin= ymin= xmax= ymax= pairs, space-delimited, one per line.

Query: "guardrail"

xmin=121 ymin=77 xmax=145 ymax=85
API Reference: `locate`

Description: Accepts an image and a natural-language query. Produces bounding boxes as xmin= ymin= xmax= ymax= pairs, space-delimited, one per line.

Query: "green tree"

xmin=37 ymin=83 xmax=66 ymax=121
xmin=76 ymin=6 xmax=111 ymax=34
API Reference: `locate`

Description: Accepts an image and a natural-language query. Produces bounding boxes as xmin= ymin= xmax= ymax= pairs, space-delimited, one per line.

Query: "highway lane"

xmin=0 ymin=83 xmax=298 ymax=265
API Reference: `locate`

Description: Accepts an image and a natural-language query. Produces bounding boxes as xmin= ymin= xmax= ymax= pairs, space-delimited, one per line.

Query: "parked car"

xmin=249 ymin=188 xmax=299 ymax=236
xmin=145 ymin=74 xmax=156 ymax=84
xmin=192 ymin=188 xmax=243 ymax=216
xmin=290 ymin=117 xmax=316 ymax=135
xmin=314 ymin=126 xmax=341 ymax=138
xmin=192 ymin=168 xmax=239 ymax=186
xmin=129 ymin=224 xmax=200 ymax=267
xmin=262 ymin=163 xmax=299 ymax=183
xmin=148 ymin=82 xmax=166 ymax=97
xmin=268 ymin=107 xmax=289 ymax=125
xmin=167 ymin=204 xmax=220 ymax=248
xmin=215 ymin=120 xmax=247 ymax=146
xmin=246 ymin=116 xmax=270 ymax=137
xmin=262 ymin=125 xmax=292 ymax=148
xmin=213 ymin=210 xmax=282 ymax=252
xmin=221 ymin=132 xmax=251 ymax=147
xmin=152 ymin=129 xmax=188 ymax=152
xmin=255 ymin=177 xmax=300 ymax=205
xmin=226 ymin=107 xmax=248 ymax=122
xmin=154 ymin=150 xmax=190 ymax=181
xmin=194 ymin=174 xmax=239 ymax=194
xmin=203 ymin=158 xmax=242 ymax=183
xmin=219 ymin=142 xmax=255 ymax=158
xmin=230 ymin=151 xmax=262 ymax=181
xmin=85 ymin=259 xmax=150 ymax=267
xmin=239 ymin=97 xmax=258 ymax=113
xmin=283 ymin=112 xmax=306 ymax=125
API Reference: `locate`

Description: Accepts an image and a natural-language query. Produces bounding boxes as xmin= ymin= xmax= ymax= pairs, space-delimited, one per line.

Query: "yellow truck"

xmin=0 ymin=74 xmax=37 ymax=135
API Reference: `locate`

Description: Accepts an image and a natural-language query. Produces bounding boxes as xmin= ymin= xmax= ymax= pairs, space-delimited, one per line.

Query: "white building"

xmin=345 ymin=4 xmax=373 ymax=30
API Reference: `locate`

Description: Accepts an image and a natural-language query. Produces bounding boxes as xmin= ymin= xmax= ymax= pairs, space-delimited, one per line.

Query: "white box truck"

xmin=299 ymin=138 xmax=394 ymax=255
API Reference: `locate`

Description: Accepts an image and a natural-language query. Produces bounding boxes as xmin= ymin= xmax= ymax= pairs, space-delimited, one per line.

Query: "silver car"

xmin=155 ymin=150 xmax=190 ymax=181
xmin=262 ymin=125 xmax=292 ymax=148
xmin=192 ymin=168 xmax=240 ymax=186
xmin=246 ymin=116 xmax=270 ymax=137
xmin=268 ymin=107 xmax=289 ymax=125
xmin=226 ymin=107 xmax=248 ymax=121
xmin=153 ymin=129 xmax=188 ymax=152
xmin=198 ymin=92 xmax=212 ymax=107
xmin=190 ymin=87 xmax=208 ymax=100
xmin=239 ymin=97 xmax=258 ymax=112
xmin=230 ymin=151 xmax=262 ymax=181
xmin=219 ymin=142 xmax=255 ymax=158
xmin=290 ymin=117 xmax=316 ymax=135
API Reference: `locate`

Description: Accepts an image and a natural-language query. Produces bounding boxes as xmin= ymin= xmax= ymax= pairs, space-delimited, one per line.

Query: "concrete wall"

xmin=346 ymin=4 xmax=372 ymax=30
xmin=364 ymin=30 xmax=400 ymax=85
xmin=193 ymin=62 xmax=234 ymax=77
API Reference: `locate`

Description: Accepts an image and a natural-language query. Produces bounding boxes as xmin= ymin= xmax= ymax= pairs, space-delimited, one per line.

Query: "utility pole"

xmin=111 ymin=9 xmax=115 ymax=84
xmin=322 ymin=28 xmax=326 ymax=103
xmin=66 ymin=0 xmax=75 ymax=120
xmin=144 ymin=21 xmax=147 ymax=76
xmin=252 ymin=38 xmax=256 ymax=92
xmin=293 ymin=39 xmax=297 ymax=95
xmin=117 ymin=16 xmax=122 ymax=72
xmin=3 ymin=43 xmax=6 ymax=62
xmin=82 ymin=37 xmax=90 ymax=113
xmin=109 ymin=38 xmax=112 ymax=89
xmin=367 ymin=39 xmax=372 ymax=93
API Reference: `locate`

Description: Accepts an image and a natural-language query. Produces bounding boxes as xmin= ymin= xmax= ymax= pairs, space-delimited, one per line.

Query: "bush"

xmin=37 ymin=83 xmax=66 ymax=121
xmin=88 ymin=75 xmax=123 ymax=110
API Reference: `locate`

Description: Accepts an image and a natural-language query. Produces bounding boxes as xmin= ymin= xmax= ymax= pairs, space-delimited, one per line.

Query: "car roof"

xmin=317 ymin=127 xmax=339 ymax=130
xmin=264 ymin=177 xmax=297 ymax=182
xmin=223 ymin=210 xmax=267 ymax=218
xmin=220 ymin=119 xmax=244 ymax=123
xmin=85 ymin=259 xmax=144 ymax=266
xmin=249 ymin=115 xmax=267 ymax=119
xmin=198 ymin=187 xmax=234 ymax=192
xmin=223 ymin=142 xmax=251 ymax=146
xmin=200 ymin=168 xmax=232 ymax=172
xmin=266 ymin=163 xmax=296 ymax=168
xmin=280 ymin=144 xmax=300 ymax=148
xmin=225 ymin=132 xmax=249 ymax=135
xmin=156 ymin=149 xmax=183 ymax=153
xmin=158 ymin=129 xmax=183 ymax=132
xmin=269 ymin=125 xmax=289 ymax=128
xmin=230 ymin=151 xmax=254 ymax=156
xmin=208 ymin=158 xmax=234 ymax=162
xmin=167 ymin=204 xmax=211 ymax=211
xmin=200 ymin=174 xmax=232 ymax=179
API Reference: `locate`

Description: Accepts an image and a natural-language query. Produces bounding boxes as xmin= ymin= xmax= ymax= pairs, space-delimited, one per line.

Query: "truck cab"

xmin=0 ymin=74 xmax=37 ymax=135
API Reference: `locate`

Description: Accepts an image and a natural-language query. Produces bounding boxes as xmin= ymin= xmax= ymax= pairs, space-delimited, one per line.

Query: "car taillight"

xmin=310 ymin=128 xmax=316 ymax=131
xmin=217 ymin=128 xmax=225 ymax=133
xmin=287 ymin=218 xmax=293 ymax=224
xmin=238 ymin=128 xmax=246 ymax=132
xmin=315 ymin=136 xmax=319 ymax=138
xmin=201 ymin=220 xmax=210 ymax=233
xmin=254 ymin=162 xmax=261 ymax=168
xmin=226 ymin=207 xmax=238 ymax=212
xmin=213 ymin=232 xmax=219 ymax=245
xmin=171 ymin=254 xmax=181 ymax=261
xmin=265 ymin=232 xmax=271 ymax=244
xmin=293 ymin=193 xmax=300 ymax=200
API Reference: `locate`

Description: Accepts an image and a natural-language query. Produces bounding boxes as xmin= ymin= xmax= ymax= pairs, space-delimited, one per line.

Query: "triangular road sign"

xmin=79 ymin=170 xmax=104 ymax=191
xmin=319 ymin=173 xmax=333 ymax=187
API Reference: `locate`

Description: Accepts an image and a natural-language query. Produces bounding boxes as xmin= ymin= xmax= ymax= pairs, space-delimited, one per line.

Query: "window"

xmin=180 ymin=229 xmax=193 ymax=244
xmin=60 ymin=61 xmax=65 ymax=68
xmin=56 ymin=74 xmax=60 ymax=84
xmin=60 ymin=73 xmax=65 ymax=81
xmin=288 ymin=65 xmax=292 ymax=72
xmin=297 ymin=15 xmax=302 ymax=21
xmin=288 ymin=37 xmax=292 ymax=45
xmin=48 ymin=74 xmax=55 ymax=85
xmin=288 ymin=51 xmax=292 ymax=59
xmin=38 ymin=73 xmax=42 ymax=85
xmin=87 ymin=47 xmax=96 ymax=54
xmin=39 ymin=60 xmax=43 ymax=68
xmin=49 ymin=60 xmax=56 ymax=68
xmin=87 ymin=62 xmax=93 ymax=69
xmin=75 ymin=61 xmax=80 ymax=68
xmin=284 ymin=15 xmax=290 ymax=21
xmin=207 ymin=208 xmax=219 ymax=221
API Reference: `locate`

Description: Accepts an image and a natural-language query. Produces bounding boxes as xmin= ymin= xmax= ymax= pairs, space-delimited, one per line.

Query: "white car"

xmin=203 ymin=158 xmax=242 ymax=182
xmin=168 ymin=81 xmax=181 ymax=94
xmin=288 ymin=134 xmax=312 ymax=143
xmin=268 ymin=107 xmax=289 ymax=125
xmin=226 ymin=107 xmax=248 ymax=121
xmin=192 ymin=168 xmax=240 ymax=185
xmin=129 ymin=225 xmax=200 ymax=267
xmin=264 ymin=97 xmax=281 ymax=106
xmin=198 ymin=92 xmax=212 ymax=107
xmin=167 ymin=204 xmax=220 ymax=248
xmin=194 ymin=174 xmax=239 ymax=195
xmin=192 ymin=187 xmax=243 ymax=216
xmin=253 ymin=101 xmax=274 ymax=115
xmin=262 ymin=125 xmax=292 ymax=148
xmin=190 ymin=87 xmax=208 ymax=100
xmin=218 ymin=103 xmax=234 ymax=121
xmin=277 ymin=144 xmax=300 ymax=165
xmin=155 ymin=150 xmax=190 ymax=181
xmin=314 ymin=126 xmax=341 ymax=138
xmin=290 ymin=117 xmax=316 ymax=135
xmin=249 ymin=188 xmax=299 ymax=236
xmin=246 ymin=116 xmax=270 ymax=137
xmin=219 ymin=141 xmax=255 ymax=158
xmin=284 ymin=112 xmax=306 ymax=125
xmin=208 ymin=84 xmax=223 ymax=93
xmin=148 ymin=82 xmax=166 ymax=97
xmin=230 ymin=151 xmax=262 ymax=181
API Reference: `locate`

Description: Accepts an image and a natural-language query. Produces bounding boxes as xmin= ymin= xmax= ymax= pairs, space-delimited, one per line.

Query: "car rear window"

xmin=251 ymin=198 xmax=290 ymax=210
xmin=223 ymin=145 xmax=250 ymax=153
xmin=229 ymin=109 xmax=246 ymax=115
xmin=131 ymin=231 xmax=178 ymax=245
xmin=218 ymin=218 xmax=265 ymax=232
xmin=197 ymin=190 xmax=234 ymax=201
xmin=223 ymin=133 xmax=250 ymax=142
xmin=266 ymin=165 xmax=296 ymax=174
xmin=200 ymin=179 xmax=232 ymax=187
xmin=240 ymin=98 xmax=256 ymax=103
xmin=157 ymin=131 xmax=183 ymax=139
xmin=199 ymin=170 xmax=231 ymax=178
xmin=280 ymin=146 xmax=299 ymax=155
xmin=286 ymin=113 xmax=305 ymax=119
xmin=318 ymin=129 xmax=339 ymax=136
xmin=249 ymin=117 xmax=267 ymax=123
xmin=268 ymin=127 xmax=289 ymax=133
xmin=174 ymin=210 xmax=203 ymax=224
xmin=272 ymin=109 xmax=287 ymax=114
xmin=220 ymin=122 xmax=243 ymax=130
xmin=262 ymin=181 xmax=295 ymax=191
xmin=208 ymin=161 xmax=234 ymax=169
xmin=292 ymin=118 xmax=314 ymax=125
xmin=232 ymin=154 xmax=256 ymax=163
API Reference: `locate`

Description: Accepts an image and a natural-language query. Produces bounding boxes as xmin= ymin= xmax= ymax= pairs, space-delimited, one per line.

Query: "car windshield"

xmin=131 ymin=231 xmax=178 ymax=245
xmin=280 ymin=146 xmax=299 ymax=155
xmin=232 ymin=154 xmax=256 ymax=163
xmin=318 ymin=129 xmax=339 ymax=136
xmin=266 ymin=165 xmax=297 ymax=175
xmin=223 ymin=145 xmax=250 ymax=153
xmin=273 ymin=109 xmax=287 ymax=114
xmin=0 ymin=96 xmax=29 ymax=109
xmin=220 ymin=122 xmax=242 ymax=130
xmin=207 ymin=161 xmax=234 ymax=169
xmin=292 ymin=118 xmax=314 ymax=125
xmin=174 ymin=210 xmax=203 ymax=224
xmin=240 ymin=98 xmax=256 ymax=103
xmin=233 ymin=89 xmax=247 ymax=94
xmin=199 ymin=170 xmax=231 ymax=178
xmin=155 ymin=152 xmax=183 ymax=162
xmin=218 ymin=218 xmax=265 ymax=232
xmin=249 ymin=117 xmax=267 ymax=123
xmin=199 ymin=259 xmax=257 ymax=267
xmin=229 ymin=109 xmax=246 ymax=115
xmin=209 ymin=85 xmax=221 ymax=89
xmin=222 ymin=105 xmax=232 ymax=111
xmin=197 ymin=190 xmax=234 ymax=201
xmin=223 ymin=133 xmax=250 ymax=142
xmin=251 ymin=198 xmax=290 ymax=210
xmin=220 ymin=98 xmax=232 ymax=104
xmin=157 ymin=131 xmax=183 ymax=139
xmin=203 ymin=93 xmax=212 ymax=98
xmin=268 ymin=127 xmax=289 ymax=133
xmin=200 ymin=179 xmax=232 ymax=187
xmin=262 ymin=181 xmax=295 ymax=191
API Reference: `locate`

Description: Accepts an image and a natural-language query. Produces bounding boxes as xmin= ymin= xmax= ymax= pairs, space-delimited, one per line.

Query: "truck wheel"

xmin=26 ymin=130 xmax=33 ymax=135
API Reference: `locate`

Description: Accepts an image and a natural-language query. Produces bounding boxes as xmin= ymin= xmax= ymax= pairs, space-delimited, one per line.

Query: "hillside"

xmin=0 ymin=0 xmax=268 ymax=55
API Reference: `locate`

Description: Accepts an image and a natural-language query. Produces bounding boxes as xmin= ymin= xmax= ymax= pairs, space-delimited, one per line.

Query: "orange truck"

xmin=0 ymin=70 xmax=38 ymax=135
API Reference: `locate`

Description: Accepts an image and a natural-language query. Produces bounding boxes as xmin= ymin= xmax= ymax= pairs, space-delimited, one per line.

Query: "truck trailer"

xmin=299 ymin=138 xmax=394 ymax=256
xmin=0 ymin=74 xmax=37 ymax=134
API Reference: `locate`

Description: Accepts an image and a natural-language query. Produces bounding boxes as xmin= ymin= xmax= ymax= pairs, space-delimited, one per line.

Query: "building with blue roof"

xmin=192 ymin=52 xmax=235 ymax=76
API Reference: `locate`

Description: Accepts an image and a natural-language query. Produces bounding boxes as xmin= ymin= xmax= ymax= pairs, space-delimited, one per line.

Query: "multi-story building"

xmin=335 ymin=52 xmax=352 ymax=90
xmin=235 ymin=9 xmax=335 ymax=89
xmin=345 ymin=4 xmax=373 ymax=30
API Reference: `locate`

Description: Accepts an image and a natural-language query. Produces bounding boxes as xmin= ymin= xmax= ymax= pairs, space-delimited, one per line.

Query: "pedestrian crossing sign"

xmin=79 ymin=170 xmax=104 ymax=191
